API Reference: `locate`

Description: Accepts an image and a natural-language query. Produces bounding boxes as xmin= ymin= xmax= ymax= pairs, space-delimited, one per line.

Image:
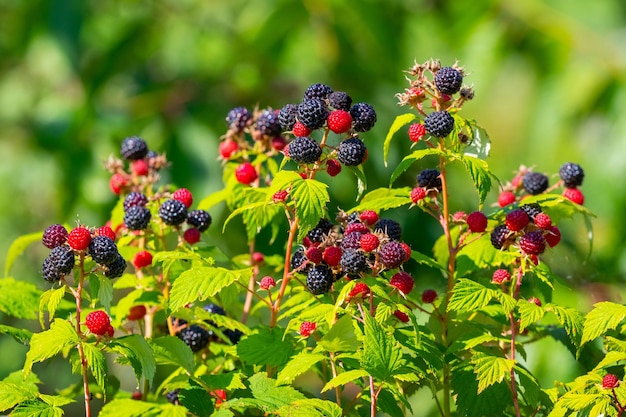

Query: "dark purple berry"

xmin=278 ymin=104 xmax=298 ymax=131
xmin=522 ymin=172 xmax=549 ymax=195
xmin=337 ymin=137 xmax=367 ymax=166
xmin=104 ymin=254 xmax=126 ymax=279
xmin=187 ymin=210 xmax=212 ymax=232
xmin=159 ymin=199 xmax=188 ymax=226
xmin=177 ymin=324 xmax=210 ymax=352
xmin=328 ymin=91 xmax=352 ymax=111
xmin=288 ymin=136 xmax=322 ymax=164
xmin=434 ymin=67 xmax=463 ymax=95
xmin=123 ymin=192 xmax=148 ymax=211
xmin=379 ymin=241 xmax=406 ymax=269
xmin=120 ymin=136 xmax=148 ymax=161
xmin=417 ymin=169 xmax=442 ymax=191
xmin=374 ymin=218 xmax=402 ymax=241
xmin=255 ymin=109 xmax=282 ymax=136
xmin=297 ymin=99 xmax=329 ymax=130
xmin=491 ymin=225 xmax=512 ymax=250
xmin=88 ymin=236 xmax=119 ymax=265
xmin=340 ymin=249 xmax=368 ymax=275
xmin=559 ymin=162 xmax=584 ymax=188
xmin=350 ymin=103 xmax=377 ymax=132
xmin=42 ymin=224 xmax=68 ymax=249
xmin=424 ymin=111 xmax=455 ymax=138
xmin=304 ymin=83 xmax=333 ymax=100
xmin=226 ymin=106 xmax=251 ymax=132
xmin=306 ymin=264 xmax=334 ymax=295
xmin=124 ymin=206 xmax=151 ymax=230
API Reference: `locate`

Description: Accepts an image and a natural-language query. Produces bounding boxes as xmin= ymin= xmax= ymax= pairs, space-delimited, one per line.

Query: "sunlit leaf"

xmin=383 ymin=113 xmax=416 ymax=166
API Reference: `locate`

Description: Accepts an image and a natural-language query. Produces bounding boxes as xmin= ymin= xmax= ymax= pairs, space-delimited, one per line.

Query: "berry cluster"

xmin=496 ymin=163 xmax=586 ymax=208
xmin=290 ymin=210 xmax=412 ymax=296
xmin=106 ymin=136 xmax=167 ymax=195
xmin=41 ymin=224 xmax=125 ymax=282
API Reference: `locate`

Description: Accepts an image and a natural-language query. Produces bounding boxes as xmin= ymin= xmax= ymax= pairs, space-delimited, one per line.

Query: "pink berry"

xmin=322 ymin=246 xmax=342 ymax=267
xmin=327 ymin=110 xmax=353 ymax=134
xmin=259 ymin=276 xmax=276 ymax=290
xmin=359 ymin=210 xmax=379 ymax=226
xmin=408 ymin=123 xmax=426 ymax=143
xmin=131 ymin=159 xmax=149 ymax=176
xmin=305 ymin=247 xmax=323 ymax=264
xmin=272 ymin=190 xmax=288 ymax=203
xmin=410 ymin=187 xmax=426 ymax=203
xmin=85 ymin=310 xmax=111 ymax=336
xmin=235 ymin=163 xmax=258 ymax=185
xmin=172 ymin=188 xmax=193 ymax=208
xmin=563 ymin=188 xmax=584 ymax=205
xmin=390 ymin=271 xmax=414 ymax=295
xmin=326 ymin=159 xmax=342 ymax=177
xmin=393 ymin=310 xmax=410 ymax=323
xmin=219 ymin=139 xmax=238 ymax=159
xmin=359 ymin=233 xmax=380 ymax=252
xmin=466 ymin=211 xmax=488 ymax=233
xmin=492 ymin=269 xmax=511 ymax=284
xmin=252 ymin=252 xmax=265 ymax=264
xmin=109 ymin=173 xmax=128 ymax=195
xmin=42 ymin=224 xmax=68 ymax=249
xmin=519 ymin=231 xmax=546 ymax=255
xmin=602 ymin=374 xmax=620 ymax=389
xmin=68 ymin=226 xmax=91 ymax=251
xmin=498 ymin=191 xmax=516 ymax=207
xmin=183 ymin=228 xmax=201 ymax=244
xmin=299 ymin=321 xmax=317 ymax=337
xmin=534 ymin=213 xmax=552 ymax=230
xmin=94 ymin=225 xmax=116 ymax=241
xmin=106 ymin=325 xmax=115 ymax=338
xmin=400 ymin=242 xmax=412 ymax=261
xmin=133 ymin=250 xmax=153 ymax=269
xmin=421 ymin=289 xmax=438 ymax=303
xmin=505 ymin=209 xmax=530 ymax=232
xmin=271 ymin=136 xmax=287 ymax=151
xmin=347 ymin=282 xmax=370 ymax=301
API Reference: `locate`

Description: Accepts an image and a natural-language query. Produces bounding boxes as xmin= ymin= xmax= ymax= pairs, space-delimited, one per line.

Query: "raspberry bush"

xmin=2 ymin=58 xmax=621 ymax=417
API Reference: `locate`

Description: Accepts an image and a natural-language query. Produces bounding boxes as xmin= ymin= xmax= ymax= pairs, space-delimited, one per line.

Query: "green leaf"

xmin=100 ymin=398 xmax=160 ymax=417
xmin=456 ymin=117 xmax=491 ymax=159
xmin=0 ymin=324 xmax=32 ymax=345
xmin=316 ymin=315 xmax=359 ymax=353
xmin=456 ymin=233 xmax=518 ymax=277
xmin=557 ymin=393 xmax=602 ymax=412
xmin=546 ymin=304 xmax=583 ymax=347
xmin=4 ymin=231 xmax=43 ymax=276
xmin=276 ymin=352 xmax=326 ymax=385
xmin=169 ymin=267 xmax=251 ymax=313
xmin=248 ymin=372 xmax=306 ymax=413
xmin=459 ymin=155 xmax=495 ymax=206
xmin=581 ymin=301 xmax=626 ymax=345
xmin=197 ymin=188 xmax=230 ymax=211
xmin=593 ymin=351 xmax=626 ymax=371
xmin=11 ymin=399 xmax=67 ymax=417
xmin=82 ymin=342 xmax=108 ymax=396
xmin=97 ymin=274 xmax=114 ymax=311
xmin=383 ymin=113 xmax=416 ymax=166
xmin=321 ymin=369 xmax=369 ymax=393
xmin=179 ymin=387 xmax=214 ymax=417
xmin=390 ymin=148 xmax=444 ymax=185
xmin=518 ymin=300 xmax=546 ymax=332
xmin=110 ymin=335 xmax=156 ymax=386
xmin=360 ymin=313 xmax=404 ymax=381
xmin=148 ymin=336 xmax=195 ymax=375
xmin=24 ymin=319 xmax=79 ymax=375
xmin=291 ymin=178 xmax=329 ymax=240
xmin=347 ymin=164 xmax=368 ymax=201
xmin=349 ymin=187 xmax=412 ymax=213
xmin=471 ymin=353 xmax=515 ymax=393
xmin=0 ymin=381 xmax=38 ymax=412
xmin=522 ymin=193 xmax=596 ymax=220
xmin=452 ymin=365 xmax=512 ymax=417
xmin=275 ymin=398 xmax=343 ymax=417
xmin=237 ymin=327 xmax=295 ymax=367
xmin=448 ymin=279 xmax=496 ymax=313
xmin=199 ymin=373 xmax=246 ymax=391
xmin=0 ymin=277 xmax=41 ymax=320
xmin=38 ymin=286 xmax=66 ymax=329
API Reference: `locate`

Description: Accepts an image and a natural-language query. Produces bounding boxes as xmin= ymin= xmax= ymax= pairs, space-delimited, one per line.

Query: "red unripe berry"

xmin=528 ymin=297 xmax=542 ymax=307
xmin=345 ymin=222 xmax=369 ymax=235
xmin=393 ymin=310 xmax=410 ymax=323
xmin=252 ymin=252 xmax=265 ymax=264
xmin=183 ymin=228 xmax=201 ymax=245
xmin=511 ymin=175 xmax=523 ymax=189
xmin=109 ymin=173 xmax=128 ymax=195
xmin=68 ymin=226 xmax=92 ymax=251
xmin=400 ymin=242 xmax=412 ymax=261
xmin=133 ymin=250 xmax=153 ymax=269
xmin=466 ymin=211 xmax=488 ymax=233
xmin=305 ymin=247 xmax=323 ymax=264
xmin=94 ymin=225 xmax=116 ymax=241
xmin=390 ymin=271 xmax=414 ymax=295
xmin=326 ymin=159 xmax=342 ymax=177
xmin=132 ymin=391 xmax=142 ymax=400
xmin=211 ymin=389 xmax=227 ymax=405
xmin=421 ymin=289 xmax=438 ymax=304
xmin=42 ymin=224 xmax=68 ymax=249
xmin=272 ymin=190 xmax=288 ymax=203
xmin=172 ymin=188 xmax=193 ymax=208
xmin=106 ymin=325 xmax=115 ymax=338
xmin=506 ymin=209 xmax=530 ymax=232
xmin=259 ymin=276 xmax=276 ymax=290
xmin=127 ymin=305 xmax=147 ymax=321
xmin=544 ymin=226 xmax=561 ymax=248
xmin=271 ymin=136 xmax=287 ymax=151
xmin=322 ymin=246 xmax=342 ymax=267
xmin=219 ymin=139 xmax=238 ymax=159
xmin=410 ymin=187 xmax=426 ymax=203
xmin=235 ymin=163 xmax=258 ymax=185
xmin=327 ymin=110 xmax=353 ymax=134
xmin=292 ymin=121 xmax=312 ymax=137
xmin=498 ymin=191 xmax=516 ymax=207
xmin=359 ymin=210 xmax=379 ymax=226
xmin=534 ymin=213 xmax=552 ymax=230
xmin=347 ymin=282 xmax=371 ymax=301
xmin=131 ymin=159 xmax=149 ymax=176
xmin=519 ymin=231 xmax=546 ymax=255
xmin=299 ymin=321 xmax=317 ymax=337
xmin=360 ymin=233 xmax=380 ymax=252
xmin=563 ymin=188 xmax=584 ymax=205
xmin=602 ymin=374 xmax=620 ymax=389
xmin=408 ymin=123 xmax=426 ymax=143
xmin=492 ymin=269 xmax=511 ymax=284
xmin=85 ymin=310 xmax=111 ymax=336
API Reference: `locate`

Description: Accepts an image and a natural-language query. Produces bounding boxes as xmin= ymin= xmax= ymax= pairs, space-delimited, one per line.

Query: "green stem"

xmin=241 ymin=241 xmax=258 ymax=324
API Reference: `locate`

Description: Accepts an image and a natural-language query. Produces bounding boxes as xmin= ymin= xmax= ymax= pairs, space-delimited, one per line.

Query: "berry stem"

xmin=611 ymin=388 xmax=624 ymax=415
xmin=74 ymin=253 xmax=92 ymax=417
xmin=507 ymin=266 xmax=524 ymax=417
xmin=328 ymin=351 xmax=342 ymax=408
xmin=241 ymin=241 xmax=259 ymax=324
xmin=270 ymin=216 xmax=299 ymax=327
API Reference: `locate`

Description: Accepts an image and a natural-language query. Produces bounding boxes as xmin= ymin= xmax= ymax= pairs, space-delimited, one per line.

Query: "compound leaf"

xmin=82 ymin=342 xmax=108 ymax=396
xmin=110 ymin=335 xmax=156 ymax=386
xmin=0 ymin=277 xmax=41 ymax=320
xmin=275 ymin=398 xmax=342 ymax=417
xmin=322 ymin=369 xmax=369 ymax=393
xmin=471 ymin=353 xmax=515 ymax=394
xmin=448 ymin=279 xmax=496 ymax=313
xmin=5 ymin=231 xmax=43 ymax=276
xmin=237 ymin=327 xmax=295 ymax=368
xmin=390 ymin=148 xmax=444 ymax=185
xmin=38 ymin=286 xmax=66 ymax=329
xmin=148 ymin=336 xmax=195 ymax=375
xmin=360 ymin=313 xmax=404 ymax=381
xmin=277 ymin=352 xmax=326 ymax=385
xmin=291 ymin=178 xmax=329 ymax=241
xmin=383 ymin=112 xmax=416 ymax=166
xmin=24 ymin=319 xmax=79 ymax=376
xmin=581 ymin=301 xmax=626 ymax=345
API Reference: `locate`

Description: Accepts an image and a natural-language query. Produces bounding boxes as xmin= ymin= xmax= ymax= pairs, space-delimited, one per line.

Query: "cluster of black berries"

xmin=41 ymin=223 xmax=126 ymax=283
xmin=172 ymin=304 xmax=243 ymax=352
xmin=490 ymin=203 xmax=561 ymax=261
xmin=290 ymin=210 xmax=411 ymax=295
xmin=107 ymin=136 xmax=167 ymax=195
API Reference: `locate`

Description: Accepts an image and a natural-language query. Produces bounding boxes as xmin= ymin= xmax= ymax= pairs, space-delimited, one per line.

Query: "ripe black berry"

xmin=434 ymin=67 xmax=463 ymax=95
xmin=491 ymin=225 xmax=512 ymax=250
xmin=89 ymin=236 xmax=119 ymax=265
xmin=379 ymin=241 xmax=406 ymax=269
xmin=417 ymin=169 xmax=442 ymax=191
xmin=42 ymin=224 xmax=68 ymax=249
xmin=159 ymin=199 xmax=188 ymax=226
xmin=124 ymin=206 xmax=152 ymax=230
xmin=559 ymin=162 xmax=584 ymax=188
xmin=255 ymin=109 xmax=282 ymax=136
xmin=104 ymin=254 xmax=127 ymax=278
xmin=424 ymin=111 xmax=455 ymax=137
xmin=520 ymin=203 xmax=543 ymax=222
xmin=166 ymin=389 xmax=180 ymax=405
xmin=48 ymin=245 xmax=75 ymax=275
xmin=328 ymin=91 xmax=352 ymax=111
xmin=304 ymin=83 xmax=333 ymax=100
xmin=226 ymin=106 xmax=252 ymax=132
xmin=297 ymin=99 xmax=329 ymax=130
xmin=224 ymin=328 xmax=243 ymax=344
xmin=337 ymin=137 xmax=367 ymax=166
xmin=350 ymin=103 xmax=377 ymax=132
xmin=340 ymin=249 xmax=368 ymax=275
xmin=177 ymin=324 xmax=210 ymax=352
xmin=120 ymin=136 xmax=148 ymax=161
xmin=306 ymin=264 xmax=334 ymax=295
xmin=522 ymin=172 xmax=549 ymax=195
xmin=288 ymin=136 xmax=322 ymax=164
xmin=187 ymin=210 xmax=212 ymax=232
xmin=374 ymin=218 xmax=402 ymax=241
xmin=278 ymin=104 xmax=298 ymax=131
xmin=123 ymin=191 xmax=148 ymax=211
xmin=307 ymin=218 xmax=334 ymax=242
xmin=291 ymin=247 xmax=310 ymax=272
xmin=42 ymin=258 xmax=61 ymax=282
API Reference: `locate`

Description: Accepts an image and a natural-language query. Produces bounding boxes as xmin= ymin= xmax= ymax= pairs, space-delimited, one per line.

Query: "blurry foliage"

xmin=0 ymin=0 xmax=625 ymax=411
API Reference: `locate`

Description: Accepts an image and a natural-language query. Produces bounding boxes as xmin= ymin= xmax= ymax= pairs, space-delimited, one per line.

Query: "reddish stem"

xmin=270 ymin=217 xmax=299 ymax=327
xmin=74 ymin=253 xmax=91 ymax=417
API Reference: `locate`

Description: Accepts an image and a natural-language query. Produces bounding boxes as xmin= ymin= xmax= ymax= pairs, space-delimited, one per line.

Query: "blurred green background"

xmin=1 ymin=0 xmax=625 ymax=414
